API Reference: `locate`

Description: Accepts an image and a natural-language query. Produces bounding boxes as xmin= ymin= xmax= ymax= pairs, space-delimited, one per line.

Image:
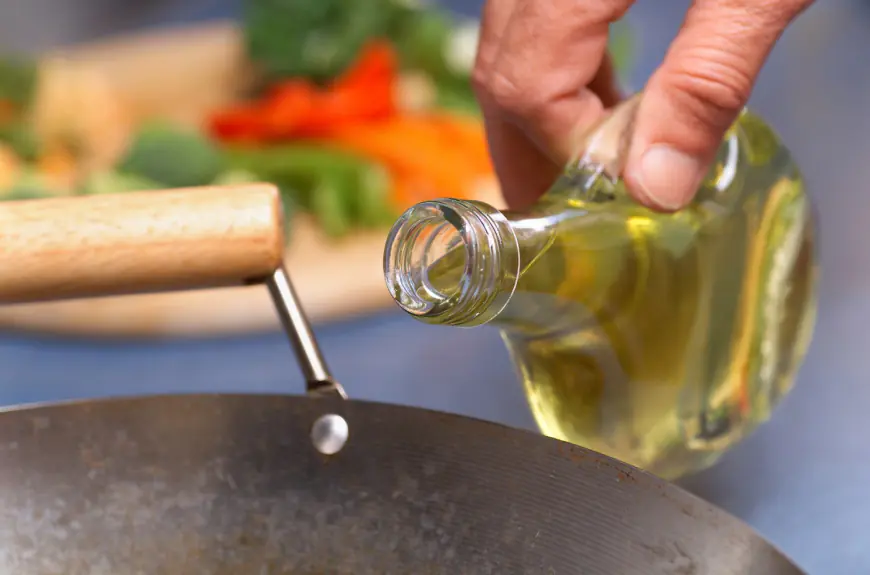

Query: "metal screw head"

xmin=311 ymin=413 xmax=349 ymax=455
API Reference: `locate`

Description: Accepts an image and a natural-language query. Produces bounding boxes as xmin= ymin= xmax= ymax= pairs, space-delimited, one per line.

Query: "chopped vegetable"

xmin=291 ymin=40 xmax=397 ymax=135
xmin=205 ymin=104 xmax=265 ymax=143
xmin=258 ymin=80 xmax=320 ymax=139
xmin=330 ymin=40 xmax=396 ymax=92
xmin=2 ymin=169 xmax=57 ymax=200
xmin=77 ymin=170 xmax=162 ymax=196
xmin=243 ymin=0 xmax=402 ymax=85
xmin=434 ymin=79 xmax=480 ymax=117
xmin=118 ymin=122 xmax=225 ymax=188
xmin=0 ymin=120 xmax=41 ymax=161
xmin=37 ymin=144 xmax=78 ymax=192
xmin=31 ymin=58 xmax=133 ymax=173
xmin=0 ymin=143 xmax=21 ymax=189
xmin=209 ymin=41 xmax=398 ymax=143
xmin=354 ymin=161 xmax=395 ymax=228
xmin=391 ymin=11 xmax=482 ymax=115
xmin=425 ymin=112 xmax=493 ymax=173
xmin=306 ymin=160 xmax=394 ymax=236
xmin=0 ymin=5 xmax=633 ymax=248
xmin=310 ymin=173 xmax=353 ymax=237
xmin=0 ymin=59 xmax=41 ymax=162
xmin=325 ymin=113 xmax=492 ymax=206
xmin=0 ymin=100 xmax=16 ymax=126
xmin=224 ymin=143 xmax=396 ymax=234
xmin=224 ymin=142 xmax=374 ymax=183
xmin=0 ymin=57 xmax=38 ymax=112
xmin=213 ymin=168 xmax=261 ymax=185
xmin=325 ymin=40 xmax=397 ymax=113
xmin=391 ymin=7 xmax=455 ymax=82
xmin=3 ymin=184 xmax=52 ymax=201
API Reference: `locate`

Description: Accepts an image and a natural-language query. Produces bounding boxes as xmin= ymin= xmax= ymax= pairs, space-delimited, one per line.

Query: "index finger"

xmin=475 ymin=0 xmax=519 ymax=70
xmin=474 ymin=0 xmax=562 ymax=210
xmin=474 ymin=0 xmax=635 ymax=208
xmin=486 ymin=0 xmax=634 ymax=159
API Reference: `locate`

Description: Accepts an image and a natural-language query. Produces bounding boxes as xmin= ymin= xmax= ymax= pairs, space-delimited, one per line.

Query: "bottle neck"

xmin=384 ymin=198 xmax=520 ymax=327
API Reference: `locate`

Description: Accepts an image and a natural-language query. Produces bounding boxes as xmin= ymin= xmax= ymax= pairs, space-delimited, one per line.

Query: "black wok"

xmin=0 ymin=185 xmax=803 ymax=574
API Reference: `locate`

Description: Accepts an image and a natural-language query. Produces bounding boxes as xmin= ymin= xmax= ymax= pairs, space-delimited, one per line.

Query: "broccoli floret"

xmin=78 ymin=170 xmax=162 ymax=196
xmin=117 ymin=122 xmax=225 ymax=188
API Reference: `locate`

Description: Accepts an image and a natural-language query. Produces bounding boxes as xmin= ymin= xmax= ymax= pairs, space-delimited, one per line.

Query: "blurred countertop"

xmin=1 ymin=1 xmax=869 ymax=573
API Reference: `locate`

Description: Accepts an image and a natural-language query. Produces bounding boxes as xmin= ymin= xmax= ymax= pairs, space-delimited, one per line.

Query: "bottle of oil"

xmin=383 ymin=95 xmax=819 ymax=480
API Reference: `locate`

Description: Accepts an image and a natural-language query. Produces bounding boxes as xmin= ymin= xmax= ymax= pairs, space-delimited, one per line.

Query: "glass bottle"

xmin=383 ymin=95 xmax=819 ymax=479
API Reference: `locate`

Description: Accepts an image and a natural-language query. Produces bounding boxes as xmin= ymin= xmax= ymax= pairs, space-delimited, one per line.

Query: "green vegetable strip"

xmin=0 ymin=57 xmax=38 ymax=111
xmin=0 ymin=120 xmax=41 ymax=161
xmin=224 ymin=144 xmax=397 ymax=237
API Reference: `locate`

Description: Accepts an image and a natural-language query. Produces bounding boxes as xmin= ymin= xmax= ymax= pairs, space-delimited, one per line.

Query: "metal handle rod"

xmin=266 ymin=267 xmax=347 ymax=398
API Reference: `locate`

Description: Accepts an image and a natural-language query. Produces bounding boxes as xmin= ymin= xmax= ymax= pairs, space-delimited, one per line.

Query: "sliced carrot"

xmin=425 ymin=113 xmax=494 ymax=176
xmin=390 ymin=170 xmax=442 ymax=209
xmin=326 ymin=116 xmax=485 ymax=204
xmin=388 ymin=116 xmax=480 ymax=173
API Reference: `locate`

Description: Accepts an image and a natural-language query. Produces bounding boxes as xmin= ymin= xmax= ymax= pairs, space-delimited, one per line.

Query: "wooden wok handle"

xmin=0 ymin=184 xmax=285 ymax=304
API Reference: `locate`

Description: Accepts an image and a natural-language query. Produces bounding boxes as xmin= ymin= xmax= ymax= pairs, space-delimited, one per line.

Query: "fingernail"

xmin=632 ymin=145 xmax=703 ymax=210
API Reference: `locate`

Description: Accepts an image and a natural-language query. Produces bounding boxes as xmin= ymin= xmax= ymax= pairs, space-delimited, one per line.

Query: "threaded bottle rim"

xmin=383 ymin=198 xmax=519 ymax=327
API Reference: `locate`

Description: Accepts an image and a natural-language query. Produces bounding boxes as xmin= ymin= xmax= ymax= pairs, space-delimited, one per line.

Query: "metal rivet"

xmin=311 ymin=414 xmax=349 ymax=455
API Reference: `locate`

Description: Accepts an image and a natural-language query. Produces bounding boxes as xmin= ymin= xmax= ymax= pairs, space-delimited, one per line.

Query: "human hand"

xmin=472 ymin=0 xmax=813 ymax=212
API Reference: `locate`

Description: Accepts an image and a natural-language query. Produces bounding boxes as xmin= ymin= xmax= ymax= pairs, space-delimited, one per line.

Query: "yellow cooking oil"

xmin=383 ymin=98 xmax=818 ymax=479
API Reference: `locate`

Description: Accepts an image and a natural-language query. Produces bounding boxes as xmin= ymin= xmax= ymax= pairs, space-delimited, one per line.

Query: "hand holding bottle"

xmin=472 ymin=0 xmax=814 ymax=212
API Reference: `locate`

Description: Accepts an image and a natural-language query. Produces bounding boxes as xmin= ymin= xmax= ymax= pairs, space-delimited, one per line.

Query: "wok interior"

xmin=0 ymin=395 xmax=802 ymax=574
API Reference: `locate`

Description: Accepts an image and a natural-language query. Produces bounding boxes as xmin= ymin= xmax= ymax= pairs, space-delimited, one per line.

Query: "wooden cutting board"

xmin=0 ymin=21 xmax=503 ymax=337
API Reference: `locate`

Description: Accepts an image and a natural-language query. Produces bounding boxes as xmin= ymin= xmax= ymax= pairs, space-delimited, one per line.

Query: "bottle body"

xmin=384 ymin=102 xmax=818 ymax=479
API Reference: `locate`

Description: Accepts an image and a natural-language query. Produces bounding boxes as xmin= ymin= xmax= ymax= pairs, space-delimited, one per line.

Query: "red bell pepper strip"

xmin=206 ymin=41 xmax=399 ymax=143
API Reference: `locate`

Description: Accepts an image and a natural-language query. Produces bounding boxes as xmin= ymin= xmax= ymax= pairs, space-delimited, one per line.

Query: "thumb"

xmin=623 ymin=0 xmax=811 ymax=211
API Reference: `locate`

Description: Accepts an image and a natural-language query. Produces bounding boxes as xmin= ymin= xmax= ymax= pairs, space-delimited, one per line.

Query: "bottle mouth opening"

xmin=383 ymin=198 xmax=519 ymax=326
xmin=384 ymin=201 xmax=474 ymax=319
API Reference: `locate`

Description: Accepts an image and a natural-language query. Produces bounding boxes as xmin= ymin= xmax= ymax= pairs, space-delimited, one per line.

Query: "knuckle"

xmin=470 ymin=62 xmax=489 ymax=100
xmin=591 ymin=0 xmax=633 ymax=23
xmin=480 ymin=68 xmax=543 ymax=121
xmin=664 ymin=48 xmax=753 ymax=129
xmin=738 ymin=0 xmax=812 ymax=25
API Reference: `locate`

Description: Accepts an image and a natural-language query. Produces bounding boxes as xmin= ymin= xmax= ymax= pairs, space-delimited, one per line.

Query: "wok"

xmin=0 ymin=185 xmax=804 ymax=574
